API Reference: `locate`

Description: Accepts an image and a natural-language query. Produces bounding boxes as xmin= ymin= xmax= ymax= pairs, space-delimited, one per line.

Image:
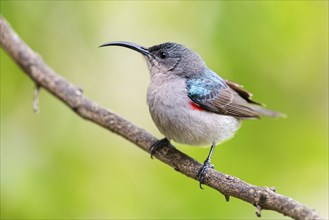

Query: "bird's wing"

xmin=224 ymin=80 xmax=262 ymax=105
xmin=224 ymin=80 xmax=285 ymax=118
xmin=186 ymin=70 xmax=261 ymax=118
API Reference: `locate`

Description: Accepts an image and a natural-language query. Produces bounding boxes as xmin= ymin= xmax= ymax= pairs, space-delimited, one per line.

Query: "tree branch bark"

xmin=0 ymin=16 xmax=321 ymax=220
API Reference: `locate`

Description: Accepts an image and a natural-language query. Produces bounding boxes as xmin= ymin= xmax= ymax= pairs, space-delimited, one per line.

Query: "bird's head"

xmin=100 ymin=41 xmax=205 ymax=78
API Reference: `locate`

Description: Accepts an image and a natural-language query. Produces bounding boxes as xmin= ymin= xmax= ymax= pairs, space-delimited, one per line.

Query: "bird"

xmin=100 ymin=41 xmax=284 ymax=188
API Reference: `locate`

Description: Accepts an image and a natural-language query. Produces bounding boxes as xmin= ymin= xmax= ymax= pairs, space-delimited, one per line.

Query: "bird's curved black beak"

xmin=99 ymin=41 xmax=150 ymax=56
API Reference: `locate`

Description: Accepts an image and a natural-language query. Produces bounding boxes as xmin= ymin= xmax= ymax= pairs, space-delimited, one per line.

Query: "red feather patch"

xmin=189 ymin=101 xmax=204 ymax=111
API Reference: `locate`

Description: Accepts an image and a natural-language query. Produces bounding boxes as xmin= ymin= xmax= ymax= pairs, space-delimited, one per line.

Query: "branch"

xmin=0 ymin=16 xmax=321 ymax=220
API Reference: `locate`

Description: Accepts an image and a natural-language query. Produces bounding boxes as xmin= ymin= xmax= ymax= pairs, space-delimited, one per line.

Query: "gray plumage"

xmin=100 ymin=41 xmax=284 ymax=188
xmin=146 ymin=58 xmax=241 ymax=146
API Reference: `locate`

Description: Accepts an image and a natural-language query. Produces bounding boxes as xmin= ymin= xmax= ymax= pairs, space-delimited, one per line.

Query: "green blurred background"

xmin=1 ymin=1 xmax=328 ymax=219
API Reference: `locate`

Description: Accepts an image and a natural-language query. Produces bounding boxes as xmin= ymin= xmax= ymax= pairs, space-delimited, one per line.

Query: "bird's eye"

xmin=159 ymin=51 xmax=168 ymax=59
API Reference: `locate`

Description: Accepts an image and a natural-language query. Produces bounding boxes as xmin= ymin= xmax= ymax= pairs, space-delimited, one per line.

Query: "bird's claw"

xmin=150 ymin=138 xmax=169 ymax=159
xmin=197 ymin=160 xmax=214 ymax=189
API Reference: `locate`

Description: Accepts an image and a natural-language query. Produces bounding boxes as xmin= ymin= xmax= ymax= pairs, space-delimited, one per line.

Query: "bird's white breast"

xmin=147 ymin=75 xmax=241 ymax=147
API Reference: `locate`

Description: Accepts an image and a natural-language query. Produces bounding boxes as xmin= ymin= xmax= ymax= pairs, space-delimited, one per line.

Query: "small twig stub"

xmin=33 ymin=83 xmax=41 ymax=113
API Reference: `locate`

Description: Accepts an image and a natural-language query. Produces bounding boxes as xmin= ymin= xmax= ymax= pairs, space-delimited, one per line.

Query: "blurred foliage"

xmin=1 ymin=1 xmax=328 ymax=219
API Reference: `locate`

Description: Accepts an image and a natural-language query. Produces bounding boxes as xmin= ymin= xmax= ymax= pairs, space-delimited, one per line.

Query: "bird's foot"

xmin=197 ymin=160 xmax=214 ymax=189
xmin=150 ymin=138 xmax=170 ymax=159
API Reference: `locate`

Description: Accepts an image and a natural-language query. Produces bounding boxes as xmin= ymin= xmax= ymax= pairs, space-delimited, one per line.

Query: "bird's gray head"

xmin=100 ymin=41 xmax=205 ymax=78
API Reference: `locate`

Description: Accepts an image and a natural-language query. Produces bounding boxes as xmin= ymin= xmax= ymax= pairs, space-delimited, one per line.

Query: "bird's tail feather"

xmin=251 ymin=105 xmax=286 ymax=118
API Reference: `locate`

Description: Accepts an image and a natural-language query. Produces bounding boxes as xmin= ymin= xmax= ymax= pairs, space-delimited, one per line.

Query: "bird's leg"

xmin=197 ymin=142 xmax=216 ymax=189
xmin=150 ymin=138 xmax=170 ymax=159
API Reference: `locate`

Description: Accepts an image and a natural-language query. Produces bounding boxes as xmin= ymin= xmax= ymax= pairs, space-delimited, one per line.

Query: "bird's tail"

xmin=251 ymin=105 xmax=286 ymax=118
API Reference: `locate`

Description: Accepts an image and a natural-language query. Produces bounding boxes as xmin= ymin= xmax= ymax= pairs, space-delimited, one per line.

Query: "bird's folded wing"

xmin=224 ymin=80 xmax=262 ymax=105
xmin=186 ymin=73 xmax=261 ymax=118
xmin=186 ymin=69 xmax=284 ymax=118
